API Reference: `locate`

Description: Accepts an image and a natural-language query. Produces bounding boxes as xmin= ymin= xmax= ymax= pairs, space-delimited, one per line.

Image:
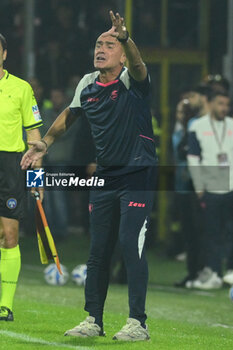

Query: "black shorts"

xmin=0 ymin=152 xmax=25 ymax=220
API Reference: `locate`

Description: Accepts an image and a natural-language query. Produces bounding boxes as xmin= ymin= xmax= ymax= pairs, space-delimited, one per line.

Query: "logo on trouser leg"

xmin=89 ymin=204 xmax=93 ymax=213
xmin=138 ymin=217 xmax=148 ymax=259
xmin=128 ymin=201 xmax=146 ymax=207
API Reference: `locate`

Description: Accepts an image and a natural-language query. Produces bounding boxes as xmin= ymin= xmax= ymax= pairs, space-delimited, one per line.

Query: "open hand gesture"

xmin=102 ymin=10 xmax=128 ymax=41
xmin=20 ymin=141 xmax=47 ymax=170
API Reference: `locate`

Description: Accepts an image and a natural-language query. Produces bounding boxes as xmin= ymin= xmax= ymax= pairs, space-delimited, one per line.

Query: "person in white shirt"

xmin=173 ymin=84 xmax=211 ymax=289
xmin=188 ymin=90 xmax=233 ymax=289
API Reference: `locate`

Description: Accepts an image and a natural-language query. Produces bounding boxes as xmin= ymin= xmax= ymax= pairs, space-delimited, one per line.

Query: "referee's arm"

xmin=21 ymin=107 xmax=81 ymax=169
xmin=26 ymin=127 xmax=45 ymax=199
xmin=26 ymin=128 xmax=42 ymax=168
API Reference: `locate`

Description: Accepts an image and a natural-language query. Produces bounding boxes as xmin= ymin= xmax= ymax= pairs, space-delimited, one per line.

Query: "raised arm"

xmin=121 ymin=37 xmax=147 ymax=81
xmin=104 ymin=10 xmax=147 ymax=81
xmin=21 ymin=107 xmax=81 ymax=169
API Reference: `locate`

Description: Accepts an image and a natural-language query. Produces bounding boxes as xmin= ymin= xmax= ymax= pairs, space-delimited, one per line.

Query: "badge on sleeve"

xmin=32 ymin=105 xmax=42 ymax=121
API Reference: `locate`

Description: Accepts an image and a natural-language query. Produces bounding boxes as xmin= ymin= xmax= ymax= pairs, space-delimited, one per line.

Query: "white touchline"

xmin=0 ymin=330 xmax=90 ymax=350
xmin=212 ymin=323 xmax=233 ymax=330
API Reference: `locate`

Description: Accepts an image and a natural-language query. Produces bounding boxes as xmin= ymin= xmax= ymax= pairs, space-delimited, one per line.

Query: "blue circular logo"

xmin=6 ymin=198 xmax=17 ymax=209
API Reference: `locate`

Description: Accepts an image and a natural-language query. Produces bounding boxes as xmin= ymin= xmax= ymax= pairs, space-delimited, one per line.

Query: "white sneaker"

xmin=113 ymin=318 xmax=150 ymax=341
xmin=185 ymin=280 xmax=194 ymax=289
xmin=192 ymin=267 xmax=222 ymax=290
xmin=223 ymin=270 xmax=233 ymax=285
xmin=64 ymin=316 xmax=104 ymax=337
xmin=175 ymin=252 xmax=187 ymax=262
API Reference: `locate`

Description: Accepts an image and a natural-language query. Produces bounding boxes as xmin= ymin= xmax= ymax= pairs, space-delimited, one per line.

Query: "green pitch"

xmin=0 ymin=236 xmax=233 ymax=350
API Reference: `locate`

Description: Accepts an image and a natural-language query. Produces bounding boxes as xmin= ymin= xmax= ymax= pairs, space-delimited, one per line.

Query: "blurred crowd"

xmin=172 ymin=75 xmax=233 ymax=290
xmin=1 ymin=0 xmax=119 ymax=93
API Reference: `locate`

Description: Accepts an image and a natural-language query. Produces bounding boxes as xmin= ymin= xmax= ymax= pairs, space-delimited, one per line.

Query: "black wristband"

xmin=117 ymin=31 xmax=129 ymax=43
xmin=40 ymin=139 xmax=48 ymax=150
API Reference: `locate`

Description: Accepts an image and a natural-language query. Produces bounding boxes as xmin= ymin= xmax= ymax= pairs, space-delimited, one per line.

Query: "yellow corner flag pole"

xmin=34 ymin=191 xmax=62 ymax=275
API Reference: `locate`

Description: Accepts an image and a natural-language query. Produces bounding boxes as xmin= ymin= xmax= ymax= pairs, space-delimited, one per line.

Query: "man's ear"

xmin=3 ymin=50 xmax=7 ymax=62
xmin=120 ymin=52 xmax=126 ymax=65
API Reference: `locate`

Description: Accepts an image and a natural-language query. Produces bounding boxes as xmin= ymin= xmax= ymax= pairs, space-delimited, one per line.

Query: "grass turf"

xmin=0 ymin=235 xmax=233 ymax=350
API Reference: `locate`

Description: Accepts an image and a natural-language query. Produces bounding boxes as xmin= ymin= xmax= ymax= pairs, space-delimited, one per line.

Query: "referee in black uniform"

xmin=21 ymin=11 xmax=157 ymax=341
xmin=0 ymin=33 xmax=43 ymax=321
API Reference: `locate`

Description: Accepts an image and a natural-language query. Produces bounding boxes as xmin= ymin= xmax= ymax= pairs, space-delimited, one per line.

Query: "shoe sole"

xmin=113 ymin=336 xmax=150 ymax=341
xmin=64 ymin=331 xmax=105 ymax=337
xmin=193 ymin=284 xmax=222 ymax=290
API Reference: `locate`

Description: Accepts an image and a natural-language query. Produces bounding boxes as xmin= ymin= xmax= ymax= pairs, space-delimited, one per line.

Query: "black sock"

xmin=89 ymin=314 xmax=103 ymax=329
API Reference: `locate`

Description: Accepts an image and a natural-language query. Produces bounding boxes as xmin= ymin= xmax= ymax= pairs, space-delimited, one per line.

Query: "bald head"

xmin=97 ymin=33 xmax=121 ymax=46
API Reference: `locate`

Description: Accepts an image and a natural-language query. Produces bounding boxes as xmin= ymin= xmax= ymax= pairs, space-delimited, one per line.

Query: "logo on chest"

xmin=87 ymin=97 xmax=99 ymax=102
xmin=110 ymin=90 xmax=118 ymax=101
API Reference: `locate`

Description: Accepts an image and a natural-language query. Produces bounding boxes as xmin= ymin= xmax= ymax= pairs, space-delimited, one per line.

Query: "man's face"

xmin=188 ymin=92 xmax=203 ymax=110
xmin=210 ymin=96 xmax=230 ymax=120
xmin=0 ymin=42 xmax=7 ymax=68
xmin=94 ymin=34 xmax=126 ymax=71
xmin=176 ymin=101 xmax=185 ymax=122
